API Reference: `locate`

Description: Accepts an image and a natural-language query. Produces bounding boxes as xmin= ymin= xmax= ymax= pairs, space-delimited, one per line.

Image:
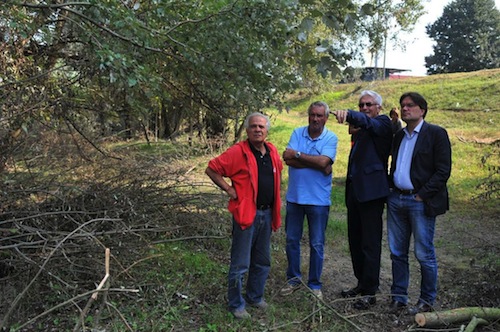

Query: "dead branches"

xmin=73 ymin=248 xmax=110 ymax=332
xmin=0 ymin=218 xmax=113 ymax=330
xmin=0 ymin=140 xmax=223 ymax=330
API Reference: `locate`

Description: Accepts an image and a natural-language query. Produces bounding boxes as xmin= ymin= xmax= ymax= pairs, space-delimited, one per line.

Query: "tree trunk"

xmin=415 ymin=307 xmax=500 ymax=328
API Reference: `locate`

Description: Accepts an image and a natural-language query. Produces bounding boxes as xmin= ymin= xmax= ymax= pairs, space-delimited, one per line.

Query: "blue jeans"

xmin=387 ymin=192 xmax=438 ymax=305
xmin=227 ymin=209 xmax=272 ymax=311
xmin=285 ymin=202 xmax=329 ymax=290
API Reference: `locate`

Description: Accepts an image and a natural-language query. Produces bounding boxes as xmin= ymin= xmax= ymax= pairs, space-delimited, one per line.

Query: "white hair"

xmin=244 ymin=112 xmax=271 ymax=130
xmin=360 ymin=90 xmax=383 ymax=106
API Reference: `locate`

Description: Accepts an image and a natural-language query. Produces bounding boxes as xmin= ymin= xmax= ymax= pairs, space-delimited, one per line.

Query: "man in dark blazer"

xmin=387 ymin=92 xmax=452 ymax=315
xmin=331 ymin=90 xmax=393 ymax=309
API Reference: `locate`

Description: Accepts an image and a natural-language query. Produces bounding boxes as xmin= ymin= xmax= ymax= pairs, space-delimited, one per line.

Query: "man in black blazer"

xmin=331 ymin=90 xmax=393 ymax=309
xmin=387 ymin=92 xmax=452 ymax=315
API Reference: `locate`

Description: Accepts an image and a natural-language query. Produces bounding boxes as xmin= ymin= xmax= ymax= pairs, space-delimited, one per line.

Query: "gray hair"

xmin=308 ymin=101 xmax=330 ymax=118
xmin=244 ymin=112 xmax=271 ymax=130
xmin=360 ymin=90 xmax=383 ymax=106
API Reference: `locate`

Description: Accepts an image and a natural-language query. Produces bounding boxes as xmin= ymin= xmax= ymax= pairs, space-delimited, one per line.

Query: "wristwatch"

xmin=295 ymin=151 xmax=301 ymax=159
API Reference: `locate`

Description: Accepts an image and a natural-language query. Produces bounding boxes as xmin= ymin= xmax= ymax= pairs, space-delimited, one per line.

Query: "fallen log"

xmin=415 ymin=307 xmax=500 ymax=327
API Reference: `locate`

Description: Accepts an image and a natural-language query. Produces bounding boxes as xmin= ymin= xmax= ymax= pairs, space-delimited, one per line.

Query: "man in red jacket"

xmin=206 ymin=112 xmax=283 ymax=319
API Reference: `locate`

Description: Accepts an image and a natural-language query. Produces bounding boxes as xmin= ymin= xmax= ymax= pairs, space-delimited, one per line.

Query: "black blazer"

xmin=346 ymin=111 xmax=393 ymax=203
xmin=390 ymin=121 xmax=452 ymax=216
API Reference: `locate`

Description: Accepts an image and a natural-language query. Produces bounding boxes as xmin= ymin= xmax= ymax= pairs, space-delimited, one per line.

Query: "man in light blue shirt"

xmin=280 ymin=101 xmax=338 ymax=299
xmin=393 ymin=120 xmax=424 ymax=190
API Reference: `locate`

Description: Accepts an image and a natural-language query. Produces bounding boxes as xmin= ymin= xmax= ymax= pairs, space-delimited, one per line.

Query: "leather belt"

xmin=394 ymin=188 xmax=416 ymax=195
xmin=257 ymin=204 xmax=272 ymax=210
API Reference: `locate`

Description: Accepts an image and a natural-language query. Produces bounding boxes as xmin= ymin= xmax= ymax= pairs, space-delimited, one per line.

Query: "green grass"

xmin=270 ymin=69 xmax=500 ymax=219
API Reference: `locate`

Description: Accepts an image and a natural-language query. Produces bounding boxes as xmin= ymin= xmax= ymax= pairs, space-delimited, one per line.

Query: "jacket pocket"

xmin=228 ymin=197 xmax=254 ymax=228
xmin=363 ymin=163 xmax=384 ymax=174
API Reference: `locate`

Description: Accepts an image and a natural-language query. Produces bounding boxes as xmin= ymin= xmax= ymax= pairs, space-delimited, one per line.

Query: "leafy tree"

xmin=425 ymin=0 xmax=500 ymax=74
xmin=0 ymin=0 xmax=426 ymax=152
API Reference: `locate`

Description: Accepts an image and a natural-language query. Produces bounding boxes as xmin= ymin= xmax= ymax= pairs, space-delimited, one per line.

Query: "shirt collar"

xmin=248 ymin=140 xmax=269 ymax=155
xmin=303 ymin=126 xmax=327 ymax=140
xmin=403 ymin=120 xmax=424 ymax=136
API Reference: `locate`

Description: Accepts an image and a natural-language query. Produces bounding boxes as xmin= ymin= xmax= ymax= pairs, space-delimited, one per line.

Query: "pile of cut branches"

xmin=0 ymin=134 xmax=225 ymax=331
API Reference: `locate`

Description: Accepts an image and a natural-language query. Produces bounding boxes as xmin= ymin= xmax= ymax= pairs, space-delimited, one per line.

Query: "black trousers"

xmin=346 ymin=187 xmax=385 ymax=295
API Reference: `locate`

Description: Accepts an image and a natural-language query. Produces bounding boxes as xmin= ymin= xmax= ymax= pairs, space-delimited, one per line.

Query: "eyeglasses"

xmin=401 ymin=103 xmax=418 ymax=108
xmin=358 ymin=102 xmax=377 ymax=108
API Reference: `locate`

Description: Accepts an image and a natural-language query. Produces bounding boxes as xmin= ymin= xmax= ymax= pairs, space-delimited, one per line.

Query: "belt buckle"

xmin=398 ymin=188 xmax=414 ymax=195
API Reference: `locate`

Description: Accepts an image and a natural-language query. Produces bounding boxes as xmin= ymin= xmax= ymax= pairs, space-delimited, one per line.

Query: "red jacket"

xmin=208 ymin=140 xmax=283 ymax=231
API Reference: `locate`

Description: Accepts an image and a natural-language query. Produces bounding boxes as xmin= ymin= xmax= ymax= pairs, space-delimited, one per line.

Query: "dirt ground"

xmin=267 ymin=206 xmax=500 ymax=332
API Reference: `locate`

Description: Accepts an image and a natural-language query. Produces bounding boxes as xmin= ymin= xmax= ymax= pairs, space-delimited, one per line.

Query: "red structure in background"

xmin=389 ymin=73 xmax=414 ymax=79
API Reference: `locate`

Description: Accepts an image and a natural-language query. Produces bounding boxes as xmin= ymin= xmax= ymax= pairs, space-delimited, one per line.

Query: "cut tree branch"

xmin=415 ymin=307 xmax=500 ymax=328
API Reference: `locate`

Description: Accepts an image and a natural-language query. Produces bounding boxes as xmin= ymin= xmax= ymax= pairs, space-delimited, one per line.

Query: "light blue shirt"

xmin=286 ymin=126 xmax=338 ymax=206
xmin=394 ymin=120 xmax=424 ymax=190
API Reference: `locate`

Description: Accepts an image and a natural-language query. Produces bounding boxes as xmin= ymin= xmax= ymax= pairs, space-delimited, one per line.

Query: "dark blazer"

xmin=389 ymin=121 xmax=452 ymax=216
xmin=346 ymin=111 xmax=393 ymax=203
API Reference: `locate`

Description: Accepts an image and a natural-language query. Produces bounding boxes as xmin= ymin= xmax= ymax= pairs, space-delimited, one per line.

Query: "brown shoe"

xmin=232 ymin=308 xmax=251 ymax=319
xmin=311 ymin=289 xmax=323 ymax=300
xmin=280 ymin=283 xmax=300 ymax=296
xmin=249 ymin=300 xmax=268 ymax=310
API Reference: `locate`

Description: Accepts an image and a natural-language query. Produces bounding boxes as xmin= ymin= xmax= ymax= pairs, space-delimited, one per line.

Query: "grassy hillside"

xmin=267 ymin=68 xmax=500 ymax=218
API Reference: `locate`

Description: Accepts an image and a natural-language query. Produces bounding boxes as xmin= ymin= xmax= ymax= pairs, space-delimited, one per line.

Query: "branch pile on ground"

xmin=0 ymin=137 xmax=225 ymax=330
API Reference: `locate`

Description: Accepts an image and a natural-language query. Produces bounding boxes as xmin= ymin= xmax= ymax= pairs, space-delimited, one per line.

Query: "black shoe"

xmin=353 ymin=295 xmax=376 ymax=310
xmin=407 ymin=301 xmax=432 ymax=315
xmin=341 ymin=286 xmax=362 ymax=298
xmin=388 ymin=300 xmax=407 ymax=314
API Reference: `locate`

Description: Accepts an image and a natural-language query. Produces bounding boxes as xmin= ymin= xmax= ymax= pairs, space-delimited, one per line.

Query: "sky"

xmin=371 ymin=0 xmax=500 ymax=76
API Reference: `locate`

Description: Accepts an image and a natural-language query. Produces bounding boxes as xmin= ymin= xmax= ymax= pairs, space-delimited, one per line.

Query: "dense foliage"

xmin=425 ymin=0 xmax=500 ymax=74
xmin=0 ymin=0 xmax=425 ymax=159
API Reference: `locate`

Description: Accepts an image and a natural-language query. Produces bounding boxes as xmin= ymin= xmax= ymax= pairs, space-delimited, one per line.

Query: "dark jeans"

xmin=227 ymin=208 xmax=272 ymax=312
xmin=346 ymin=190 xmax=385 ymax=295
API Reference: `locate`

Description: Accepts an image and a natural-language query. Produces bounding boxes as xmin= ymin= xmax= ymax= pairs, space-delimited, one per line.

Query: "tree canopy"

xmin=425 ymin=0 xmax=500 ymax=74
xmin=0 ymin=0 xmax=425 ymax=157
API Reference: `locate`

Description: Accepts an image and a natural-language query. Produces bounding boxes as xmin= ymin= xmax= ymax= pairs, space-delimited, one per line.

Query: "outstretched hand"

xmin=330 ymin=110 xmax=349 ymax=124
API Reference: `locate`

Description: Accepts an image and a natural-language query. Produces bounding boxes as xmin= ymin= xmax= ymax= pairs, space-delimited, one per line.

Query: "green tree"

xmin=0 ymin=0 xmax=426 ymax=150
xmin=425 ymin=0 xmax=500 ymax=74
